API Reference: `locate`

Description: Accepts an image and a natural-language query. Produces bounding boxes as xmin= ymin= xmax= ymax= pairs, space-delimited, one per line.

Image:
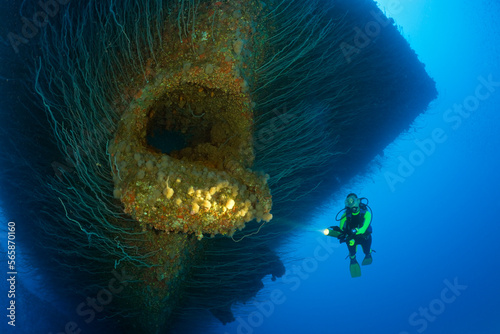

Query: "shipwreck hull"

xmin=0 ymin=0 xmax=436 ymax=333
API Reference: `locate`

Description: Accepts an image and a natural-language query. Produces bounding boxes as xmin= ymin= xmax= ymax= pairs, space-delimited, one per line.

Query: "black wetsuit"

xmin=342 ymin=209 xmax=372 ymax=257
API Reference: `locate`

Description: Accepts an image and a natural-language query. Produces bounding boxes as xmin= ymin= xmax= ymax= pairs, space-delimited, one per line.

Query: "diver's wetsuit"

xmin=340 ymin=207 xmax=372 ymax=257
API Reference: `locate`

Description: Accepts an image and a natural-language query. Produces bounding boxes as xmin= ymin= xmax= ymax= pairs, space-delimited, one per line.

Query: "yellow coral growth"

xmin=108 ymin=0 xmax=273 ymax=239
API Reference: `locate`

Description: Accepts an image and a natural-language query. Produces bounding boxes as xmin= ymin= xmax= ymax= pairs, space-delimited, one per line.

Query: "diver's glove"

xmin=342 ymin=228 xmax=355 ymax=238
xmin=339 ymin=229 xmax=357 ymax=244
xmin=331 ymin=226 xmax=342 ymax=232
xmin=337 ymin=231 xmax=347 ymax=244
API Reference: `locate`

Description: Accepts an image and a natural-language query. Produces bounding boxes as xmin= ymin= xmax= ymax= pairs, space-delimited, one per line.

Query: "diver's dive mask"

xmin=345 ymin=195 xmax=360 ymax=213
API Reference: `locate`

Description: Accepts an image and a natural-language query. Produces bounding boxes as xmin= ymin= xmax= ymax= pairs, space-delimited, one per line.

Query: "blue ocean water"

xmin=0 ymin=1 xmax=499 ymax=334
xmin=217 ymin=1 xmax=500 ymax=334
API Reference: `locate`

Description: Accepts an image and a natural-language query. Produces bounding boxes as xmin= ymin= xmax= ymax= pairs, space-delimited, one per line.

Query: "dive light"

xmin=323 ymin=227 xmax=342 ymax=237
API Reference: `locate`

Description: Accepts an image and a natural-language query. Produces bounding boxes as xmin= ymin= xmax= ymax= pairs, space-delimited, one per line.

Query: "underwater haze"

xmin=1 ymin=0 xmax=500 ymax=334
xmin=217 ymin=1 xmax=500 ymax=334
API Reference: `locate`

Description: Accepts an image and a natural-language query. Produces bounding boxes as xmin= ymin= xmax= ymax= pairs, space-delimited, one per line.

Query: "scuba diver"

xmin=323 ymin=193 xmax=373 ymax=278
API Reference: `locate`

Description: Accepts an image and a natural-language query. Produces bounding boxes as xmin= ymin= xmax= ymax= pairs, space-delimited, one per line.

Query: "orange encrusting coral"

xmin=109 ymin=1 xmax=272 ymax=240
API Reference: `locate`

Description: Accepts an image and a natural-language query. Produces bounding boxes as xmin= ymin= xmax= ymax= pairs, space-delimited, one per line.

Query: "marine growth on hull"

xmin=108 ymin=4 xmax=273 ymax=239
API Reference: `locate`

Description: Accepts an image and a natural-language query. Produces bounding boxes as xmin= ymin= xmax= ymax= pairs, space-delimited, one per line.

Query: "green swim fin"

xmin=362 ymin=253 xmax=372 ymax=266
xmin=349 ymin=258 xmax=361 ymax=278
